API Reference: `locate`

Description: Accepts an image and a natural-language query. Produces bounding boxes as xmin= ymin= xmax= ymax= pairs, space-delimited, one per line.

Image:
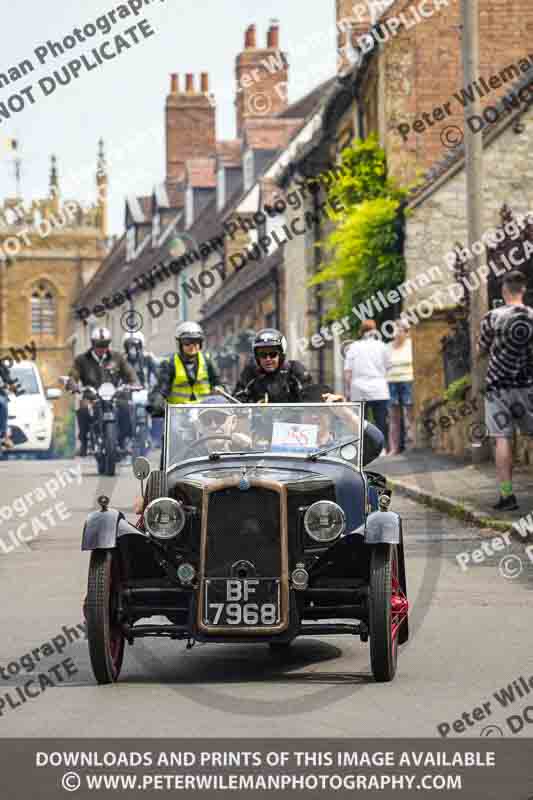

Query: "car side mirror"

xmin=133 ymin=456 xmax=150 ymax=481
xmin=47 ymin=388 xmax=62 ymax=400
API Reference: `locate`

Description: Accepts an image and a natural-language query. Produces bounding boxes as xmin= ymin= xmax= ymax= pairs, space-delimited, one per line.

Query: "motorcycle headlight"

xmin=145 ymin=498 xmax=186 ymax=540
xmin=98 ymin=382 xmax=116 ymax=401
xmin=304 ymin=501 xmax=346 ymax=543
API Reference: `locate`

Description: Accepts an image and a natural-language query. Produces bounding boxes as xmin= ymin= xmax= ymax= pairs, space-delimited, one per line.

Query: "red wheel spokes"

xmin=391 ymin=555 xmax=408 ymax=641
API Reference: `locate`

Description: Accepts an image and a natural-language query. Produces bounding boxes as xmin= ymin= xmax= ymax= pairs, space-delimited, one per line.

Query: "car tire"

xmin=268 ymin=641 xmax=293 ymax=653
xmin=144 ymin=470 xmax=168 ymax=505
xmin=86 ymin=549 xmax=125 ymax=684
xmin=103 ymin=424 xmax=117 ymax=477
xmin=369 ymin=543 xmax=399 ymax=683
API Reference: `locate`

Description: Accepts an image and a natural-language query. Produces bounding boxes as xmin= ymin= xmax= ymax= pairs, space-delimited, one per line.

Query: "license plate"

xmin=204 ymin=579 xmax=280 ymax=626
xmin=102 ymin=412 xmax=115 ymax=421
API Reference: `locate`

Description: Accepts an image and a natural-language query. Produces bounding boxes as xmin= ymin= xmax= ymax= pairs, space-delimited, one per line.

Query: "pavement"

xmin=1 ymin=456 xmax=532 ymax=740
xmin=375 ymin=448 xmax=533 ymax=538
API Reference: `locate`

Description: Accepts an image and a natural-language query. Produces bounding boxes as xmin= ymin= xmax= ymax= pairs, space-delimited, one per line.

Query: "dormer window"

xmin=243 ymin=149 xmax=254 ymax=191
xmin=126 ymin=226 xmax=136 ymax=262
xmin=185 ymin=185 xmax=194 ymax=227
xmin=217 ymin=166 xmax=226 ymax=211
xmin=152 ymin=211 xmax=160 ymax=246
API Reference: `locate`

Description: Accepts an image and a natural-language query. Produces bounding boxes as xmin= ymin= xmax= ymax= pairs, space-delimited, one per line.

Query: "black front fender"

xmin=364 ymin=510 xmax=401 ymax=545
xmin=81 ymin=508 xmax=149 ymax=551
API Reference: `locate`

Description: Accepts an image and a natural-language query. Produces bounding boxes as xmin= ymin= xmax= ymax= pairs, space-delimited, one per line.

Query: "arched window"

xmin=31 ymin=282 xmax=56 ymax=334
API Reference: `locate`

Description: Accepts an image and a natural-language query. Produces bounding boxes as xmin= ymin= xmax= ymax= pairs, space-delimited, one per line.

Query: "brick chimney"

xmin=165 ymin=72 xmax=216 ymax=183
xmin=235 ymin=21 xmax=289 ymax=137
xmin=336 ymin=0 xmax=374 ymax=73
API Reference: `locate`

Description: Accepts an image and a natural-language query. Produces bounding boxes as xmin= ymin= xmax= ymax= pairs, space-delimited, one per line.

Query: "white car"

xmin=6 ymin=361 xmax=61 ymax=456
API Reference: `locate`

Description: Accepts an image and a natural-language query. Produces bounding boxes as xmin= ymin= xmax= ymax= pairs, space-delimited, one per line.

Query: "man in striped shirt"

xmin=478 ymin=270 xmax=533 ymax=511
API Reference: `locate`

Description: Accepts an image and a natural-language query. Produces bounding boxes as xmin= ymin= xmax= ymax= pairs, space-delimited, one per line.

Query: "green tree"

xmin=309 ymin=135 xmax=408 ymax=330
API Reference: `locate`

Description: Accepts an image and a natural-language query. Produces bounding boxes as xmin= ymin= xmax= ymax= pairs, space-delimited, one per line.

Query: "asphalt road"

xmin=0 ymin=454 xmax=531 ymax=739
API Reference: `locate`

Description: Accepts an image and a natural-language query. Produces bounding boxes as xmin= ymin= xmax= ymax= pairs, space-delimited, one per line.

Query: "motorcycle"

xmin=130 ymin=387 xmax=151 ymax=458
xmin=63 ymin=379 xmax=141 ymax=476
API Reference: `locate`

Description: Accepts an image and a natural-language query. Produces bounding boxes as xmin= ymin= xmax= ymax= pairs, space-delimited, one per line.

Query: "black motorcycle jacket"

xmin=233 ymin=359 xmax=311 ymax=403
xmin=125 ymin=351 xmax=158 ymax=388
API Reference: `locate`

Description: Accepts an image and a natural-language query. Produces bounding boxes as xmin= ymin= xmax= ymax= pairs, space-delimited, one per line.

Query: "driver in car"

xmin=189 ymin=397 xmax=252 ymax=457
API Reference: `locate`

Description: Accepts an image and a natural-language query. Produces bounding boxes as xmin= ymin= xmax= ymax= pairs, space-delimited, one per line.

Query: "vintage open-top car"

xmin=82 ymin=397 xmax=409 ymax=684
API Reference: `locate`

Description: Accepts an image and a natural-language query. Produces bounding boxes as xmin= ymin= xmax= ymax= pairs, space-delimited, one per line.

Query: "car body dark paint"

xmin=168 ymin=455 xmax=367 ymax=534
xmin=82 ymin=509 xmax=148 ymax=551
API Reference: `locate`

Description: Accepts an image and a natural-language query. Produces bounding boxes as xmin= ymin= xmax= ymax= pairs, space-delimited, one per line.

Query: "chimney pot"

xmin=267 ymin=21 xmax=280 ymax=49
xmin=170 ymin=73 xmax=179 ymax=93
xmin=185 ymin=73 xmax=194 ymax=92
xmin=200 ymin=72 xmax=209 ymax=93
xmin=244 ymin=24 xmax=256 ymax=49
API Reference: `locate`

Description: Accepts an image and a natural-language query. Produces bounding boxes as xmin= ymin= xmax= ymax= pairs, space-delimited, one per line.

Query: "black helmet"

xmin=253 ymin=328 xmax=287 ymax=364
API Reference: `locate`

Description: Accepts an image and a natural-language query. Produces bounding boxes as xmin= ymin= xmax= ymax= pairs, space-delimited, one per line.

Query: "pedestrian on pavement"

xmin=344 ymin=319 xmax=391 ymax=451
xmin=478 ymin=270 xmax=533 ymax=511
xmin=387 ymin=320 xmax=414 ymax=455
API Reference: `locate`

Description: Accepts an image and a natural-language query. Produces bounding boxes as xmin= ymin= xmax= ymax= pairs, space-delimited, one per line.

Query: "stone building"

xmin=404 ymin=82 xmax=533 ymax=461
xmin=0 ymin=147 xmax=108 ymax=387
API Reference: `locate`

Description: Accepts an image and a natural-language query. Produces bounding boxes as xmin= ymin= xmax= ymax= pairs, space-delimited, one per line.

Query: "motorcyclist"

xmin=234 ymin=328 xmax=312 ymax=403
xmin=122 ymin=331 xmax=159 ymax=388
xmin=69 ymin=326 xmax=137 ymax=456
xmin=148 ymin=321 xmax=222 ymax=413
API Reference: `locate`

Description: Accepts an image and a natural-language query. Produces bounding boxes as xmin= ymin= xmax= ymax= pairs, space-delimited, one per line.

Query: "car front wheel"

xmin=369 ymin=544 xmax=407 ymax=682
xmin=87 ymin=549 xmax=125 ymax=684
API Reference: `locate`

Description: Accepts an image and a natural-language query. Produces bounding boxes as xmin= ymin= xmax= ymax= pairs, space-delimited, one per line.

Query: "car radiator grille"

xmin=204 ymin=487 xmax=281 ymax=578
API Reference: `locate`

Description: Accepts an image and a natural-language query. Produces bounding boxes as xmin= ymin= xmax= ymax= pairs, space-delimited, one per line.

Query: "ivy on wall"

xmin=308 ymin=135 xmax=409 ymax=329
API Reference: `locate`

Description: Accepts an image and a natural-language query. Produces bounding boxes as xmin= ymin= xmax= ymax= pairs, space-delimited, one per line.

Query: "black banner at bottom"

xmin=0 ymin=739 xmax=531 ymax=799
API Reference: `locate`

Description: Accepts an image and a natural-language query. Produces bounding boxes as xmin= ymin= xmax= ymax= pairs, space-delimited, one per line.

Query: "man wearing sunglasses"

xmin=149 ymin=321 xmax=222 ymax=412
xmin=193 ymin=397 xmax=252 ymax=455
xmin=234 ymin=328 xmax=311 ymax=404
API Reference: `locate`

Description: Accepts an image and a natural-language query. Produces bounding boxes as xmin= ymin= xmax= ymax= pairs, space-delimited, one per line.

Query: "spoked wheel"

xmin=87 ymin=550 xmax=125 ymax=684
xmin=369 ymin=544 xmax=408 ymax=682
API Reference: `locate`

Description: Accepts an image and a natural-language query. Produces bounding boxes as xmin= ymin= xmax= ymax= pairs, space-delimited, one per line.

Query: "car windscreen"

xmin=9 ymin=367 xmax=40 ymax=395
xmin=165 ymin=401 xmax=364 ymax=469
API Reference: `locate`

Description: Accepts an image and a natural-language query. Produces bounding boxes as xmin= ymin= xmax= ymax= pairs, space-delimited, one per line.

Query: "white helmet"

xmin=90 ymin=326 xmax=111 ymax=348
xmin=175 ymin=321 xmax=204 ymax=347
xmin=122 ymin=331 xmax=145 ymax=349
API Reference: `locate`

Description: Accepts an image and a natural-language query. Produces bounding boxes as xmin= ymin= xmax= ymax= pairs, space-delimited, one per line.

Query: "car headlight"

xmin=145 ymin=498 xmax=186 ymax=540
xmin=304 ymin=501 xmax=346 ymax=543
xmin=98 ymin=382 xmax=116 ymax=401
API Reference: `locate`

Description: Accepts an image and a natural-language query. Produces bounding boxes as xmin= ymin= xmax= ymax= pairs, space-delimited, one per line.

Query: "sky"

xmin=0 ymin=0 xmax=337 ymax=236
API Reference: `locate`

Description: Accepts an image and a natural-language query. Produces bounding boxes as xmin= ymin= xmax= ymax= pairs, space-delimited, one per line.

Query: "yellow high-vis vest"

xmin=167 ymin=352 xmax=211 ymax=404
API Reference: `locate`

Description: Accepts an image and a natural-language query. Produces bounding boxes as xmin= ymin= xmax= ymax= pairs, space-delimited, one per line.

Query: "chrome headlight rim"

xmin=304 ymin=500 xmax=346 ymax=543
xmin=98 ymin=382 xmax=116 ymax=401
xmin=144 ymin=497 xmax=186 ymax=540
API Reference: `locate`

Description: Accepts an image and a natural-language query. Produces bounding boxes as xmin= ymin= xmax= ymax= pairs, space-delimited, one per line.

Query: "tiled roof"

xmin=186 ymin=157 xmax=217 ymax=188
xmin=201 ymin=249 xmax=283 ymax=321
xmin=277 ymin=77 xmax=337 ymax=120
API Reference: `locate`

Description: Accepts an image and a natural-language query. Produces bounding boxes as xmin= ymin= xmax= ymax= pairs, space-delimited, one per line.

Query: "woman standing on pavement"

xmin=387 ymin=320 xmax=414 ymax=456
xmin=344 ymin=319 xmax=391 ymax=452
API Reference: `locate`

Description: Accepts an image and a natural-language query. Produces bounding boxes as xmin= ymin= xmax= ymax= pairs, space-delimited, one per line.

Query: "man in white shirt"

xmin=344 ymin=319 xmax=391 ymax=449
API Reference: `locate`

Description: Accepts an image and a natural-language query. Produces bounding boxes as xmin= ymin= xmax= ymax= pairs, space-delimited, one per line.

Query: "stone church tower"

xmin=0 ymin=144 xmax=108 ymax=389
